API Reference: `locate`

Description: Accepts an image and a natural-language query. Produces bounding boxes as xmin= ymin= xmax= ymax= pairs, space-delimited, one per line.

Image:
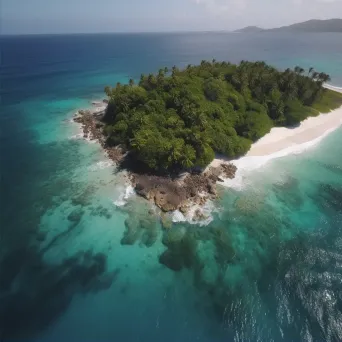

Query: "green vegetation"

xmin=103 ymin=60 xmax=342 ymax=172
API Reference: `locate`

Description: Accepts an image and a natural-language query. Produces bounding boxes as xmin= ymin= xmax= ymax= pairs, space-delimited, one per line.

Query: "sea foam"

xmin=223 ymin=125 xmax=340 ymax=190
xmin=88 ymin=160 xmax=114 ymax=172
xmin=172 ymin=199 xmax=216 ymax=226
xmin=113 ymin=185 xmax=135 ymax=207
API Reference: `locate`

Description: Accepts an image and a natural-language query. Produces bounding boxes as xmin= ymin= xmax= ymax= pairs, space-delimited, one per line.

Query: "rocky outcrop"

xmin=73 ymin=106 xmax=126 ymax=164
xmin=74 ymin=102 xmax=237 ymax=215
xmin=132 ymin=162 xmax=237 ymax=213
xmin=133 ymin=175 xmax=186 ymax=212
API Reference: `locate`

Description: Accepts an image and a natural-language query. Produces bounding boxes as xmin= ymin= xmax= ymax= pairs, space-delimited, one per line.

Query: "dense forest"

xmin=103 ymin=60 xmax=342 ymax=172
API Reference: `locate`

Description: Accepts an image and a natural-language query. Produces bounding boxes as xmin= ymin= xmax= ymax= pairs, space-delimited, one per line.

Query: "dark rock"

xmin=220 ymin=163 xmax=237 ymax=179
xmin=207 ymin=182 xmax=217 ymax=196
xmin=179 ymin=205 xmax=189 ymax=214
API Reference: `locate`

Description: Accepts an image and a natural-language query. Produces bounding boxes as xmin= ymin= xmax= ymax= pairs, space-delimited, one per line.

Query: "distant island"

xmin=74 ymin=61 xmax=342 ymax=215
xmin=235 ymin=26 xmax=264 ymax=33
xmin=235 ymin=18 xmax=342 ymax=33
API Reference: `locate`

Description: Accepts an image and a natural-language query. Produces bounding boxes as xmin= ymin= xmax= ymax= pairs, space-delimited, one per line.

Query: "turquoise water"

xmin=1 ymin=32 xmax=342 ymax=341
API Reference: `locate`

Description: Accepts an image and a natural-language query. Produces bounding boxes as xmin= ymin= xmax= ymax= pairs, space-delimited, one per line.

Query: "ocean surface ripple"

xmin=1 ymin=32 xmax=342 ymax=342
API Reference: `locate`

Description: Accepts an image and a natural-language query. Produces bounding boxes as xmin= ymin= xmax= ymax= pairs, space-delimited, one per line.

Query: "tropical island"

xmin=75 ymin=60 xmax=342 ymax=215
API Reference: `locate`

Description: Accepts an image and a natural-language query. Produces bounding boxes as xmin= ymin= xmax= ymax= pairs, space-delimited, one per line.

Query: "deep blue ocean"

xmin=1 ymin=32 xmax=342 ymax=341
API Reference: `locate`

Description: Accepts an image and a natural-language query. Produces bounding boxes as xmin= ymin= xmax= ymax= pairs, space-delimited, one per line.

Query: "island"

xmin=74 ymin=60 xmax=342 ymax=216
xmin=235 ymin=18 xmax=342 ymax=33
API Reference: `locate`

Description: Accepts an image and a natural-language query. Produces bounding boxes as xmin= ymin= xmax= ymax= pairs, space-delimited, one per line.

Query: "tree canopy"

xmin=102 ymin=60 xmax=342 ymax=172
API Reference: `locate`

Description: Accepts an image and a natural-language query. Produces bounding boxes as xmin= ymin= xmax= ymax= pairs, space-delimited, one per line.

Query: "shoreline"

xmin=211 ymin=85 xmax=342 ymax=174
xmin=210 ymin=106 xmax=342 ymax=169
xmin=73 ymin=86 xmax=342 ymax=222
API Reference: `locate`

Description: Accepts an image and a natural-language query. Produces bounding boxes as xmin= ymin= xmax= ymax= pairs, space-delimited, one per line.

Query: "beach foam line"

xmin=211 ymin=104 xmax=342 ymax=190
xmin=88 ymin=160 xmax=114 ymax=172
xmin=324 ymin=84 xmax=342 ymax=93
xmin=113 ymin=185 xmax=135 ymax=207
xmin=172 ymin=199 xmax=216 ymax=226
xmin=222 ymin=125 xmax=339 ymax=190
xmin=69 ymin=133 xmax=83 ymax=140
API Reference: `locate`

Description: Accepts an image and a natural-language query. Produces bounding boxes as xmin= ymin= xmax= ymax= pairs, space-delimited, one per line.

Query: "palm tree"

xmin=147 ymin=74 xmax=154 ymax=84
xmin=323 ymin=73 xmax=331 ymax=83
xmin=294 ymin=66 xmax=304 ymax=75
xmin=129 ymin=79 xmax=134 ymax=87
xmin=104 ymin=86 xmax=111 ymax=97
xmin=157 ymin=69 xmax=165 ymax=84
xmin=318 ymin=73 xmax=331 ymax=85
xmin=311 ymin=71 xmax=319 ymax=80
xmin=172 ymin=66 xmax=179 ymax=77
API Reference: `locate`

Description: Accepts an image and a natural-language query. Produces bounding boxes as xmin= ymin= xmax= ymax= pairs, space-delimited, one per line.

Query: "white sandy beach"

xmin=210 ymin=86 xmax=342 ymax=170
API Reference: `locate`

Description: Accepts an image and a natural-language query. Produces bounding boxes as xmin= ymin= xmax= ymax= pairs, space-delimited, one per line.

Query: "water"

xmin=1 ymin=32 xmax=342 ymax=341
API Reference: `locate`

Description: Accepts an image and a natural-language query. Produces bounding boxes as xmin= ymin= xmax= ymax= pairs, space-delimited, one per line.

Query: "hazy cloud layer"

xmin=1 ymin=0 xmax=341 ymax=34
xmin=191 ymin=0 xmax=342 ymax=29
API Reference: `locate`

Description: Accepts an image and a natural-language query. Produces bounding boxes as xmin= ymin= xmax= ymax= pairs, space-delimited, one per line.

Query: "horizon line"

xmin=0 ymin=29 xmax=239 ymax=37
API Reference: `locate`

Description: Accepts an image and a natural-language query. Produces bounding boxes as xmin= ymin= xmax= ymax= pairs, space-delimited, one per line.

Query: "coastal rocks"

xmin=73 ymin=112 xmax=101 ymax=141
xmin=74 ymin=103 xmax=238 ymax=215
xmin=132 ymin=161 xmax=237 ymax=213
xmin=179 ymin=204 xmax=189 ymax=214
xmin=207 ymin=181 xmax=217 ymax=196
xmin=133 ymin=175 xmax=186 ymax=212
xmin=106 ymin=147 xmax=125 ymax=164
xmin=73 ymin=107 xmax=127 ymax=164
xmin=154 ymin=191 xmax=179 ymax=212
xmin=134 ymin=183 xmax=150 ymax=200
xmin=193 ymin=209 xmax=209 ymax=222
xmin=220 ymin=163 xmax=237 ymax=179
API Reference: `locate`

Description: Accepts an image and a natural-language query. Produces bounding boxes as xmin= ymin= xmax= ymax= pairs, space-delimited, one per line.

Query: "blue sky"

xmin=1 ymin=0 xmax=342 ymax=34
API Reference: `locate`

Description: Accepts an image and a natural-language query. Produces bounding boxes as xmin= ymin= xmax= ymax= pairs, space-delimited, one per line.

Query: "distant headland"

xmin=235 ymin=18 xmax=342 ymax=33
